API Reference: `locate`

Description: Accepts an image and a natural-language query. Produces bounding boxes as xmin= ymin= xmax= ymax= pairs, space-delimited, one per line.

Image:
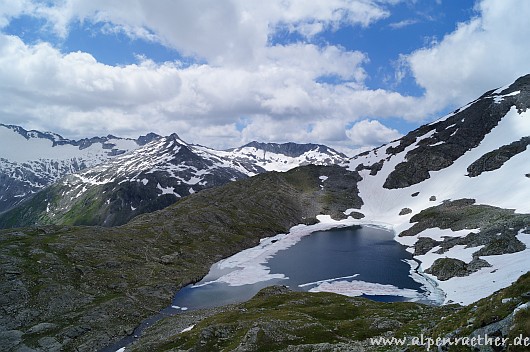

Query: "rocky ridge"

xmin=0 ymin=132 xmax=349 ymax=227
xmin=0 ymin=124 xmax=159 ymax=214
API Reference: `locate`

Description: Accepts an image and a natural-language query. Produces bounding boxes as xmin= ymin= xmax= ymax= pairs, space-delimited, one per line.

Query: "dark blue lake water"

xmin=102 ymin=225 xmax=426 ymax=351
xmin=170 ymin=225 xmax=424 ymax=310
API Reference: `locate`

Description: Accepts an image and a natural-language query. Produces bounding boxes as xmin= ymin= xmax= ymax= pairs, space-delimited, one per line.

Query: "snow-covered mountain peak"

xmin=0 ymin=123 xmax=160 ymax=163
xmin=212 ymin=141 xmax=349 ymax=172
xmin=0 ymin=124 xmax=160 ymax=213
xmin=70 ymin=134 xmax=194 ymax=185
xmin=0 ymin=127 xmax=350 ymax=226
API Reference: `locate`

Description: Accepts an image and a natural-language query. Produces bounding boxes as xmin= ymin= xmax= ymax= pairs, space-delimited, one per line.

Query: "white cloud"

xmin=406 ymin=0 xmax=530 ymax=110
xmin=12 ymin=0 xmax=393 ymax=66
xmin=0 ymin=0 xmax=31 ymax=27
xmin=388 ymin=18 xmax=418 ymax=29
xmin=346 ymin=119 xmax=402 ymax=146
xmin=2 ymin=0 xmax=528 ymax=153
xmin=0 ymin=27 xmax=427 ymax=150
xmin=0 ymin=34 xmax=182 ymax=136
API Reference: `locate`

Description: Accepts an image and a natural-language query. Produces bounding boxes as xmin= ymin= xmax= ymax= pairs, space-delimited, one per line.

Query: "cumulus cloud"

xmin=346 ymin=119 xmax=402 ymax=146
xmin=20 ymin=0 xmax=392 ymax=65
xmin=2 ymin=0 xmax=528 ymax=153
xmin=0 ymin=34 xmax=182 ymax=136
xmin=0 ymin=24 xmax=426 ymax=149
xmin=0 ymin=0 xmax=418 ymax=150
xmin=406 ymin=0 xmax=530 ymax=110
xmin=0 ymin=0 xmax=31 ymax=28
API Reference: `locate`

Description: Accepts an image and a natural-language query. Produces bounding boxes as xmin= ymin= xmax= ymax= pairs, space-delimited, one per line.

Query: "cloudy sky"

xmin=1 ymin=0 xmax=529 ymax=153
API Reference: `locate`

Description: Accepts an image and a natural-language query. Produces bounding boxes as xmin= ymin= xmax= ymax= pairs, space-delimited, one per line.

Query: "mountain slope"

xmin=216 ymin=141 xmax=348 ymax=172
xmin=127 ymin=273 xmax=530 ymax=352
xmin=348 ymin=74 xmax=530 ymax=305
xmin=0 ymin=165 xmax=362 ymax=351
xmin=0 ymin=134 xmax=350 ymax=227
xmin=0 ymin=124 xmax=159 ymax=213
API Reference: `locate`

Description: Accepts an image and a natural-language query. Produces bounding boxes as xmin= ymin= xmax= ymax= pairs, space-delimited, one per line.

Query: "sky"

xmin=0 ymin=0 xmax=529 ymax=154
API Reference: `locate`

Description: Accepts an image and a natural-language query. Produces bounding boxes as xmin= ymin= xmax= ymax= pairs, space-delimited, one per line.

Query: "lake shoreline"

xmin=101 ymin=216 xmax=444 ymax=351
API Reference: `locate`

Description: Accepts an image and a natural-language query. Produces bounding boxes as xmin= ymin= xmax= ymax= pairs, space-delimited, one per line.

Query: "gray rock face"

xmin=399 ymin=208 xmax=412 ymax=216
xmin=414 ymin=237 xmax=440 ymax=255
xmin=354 ymin=159 xmax=385 ymax=176
xmin=0 ymin=330 xmax=23 ymax=351
xmin=383 ymin=74 xmax=530 ymax=189
xmin=425 ymin=257 xmax=491 ymax=281
xmin=467 ymin=137 xmax=530 ymax=177
xmin=26 ymin=322 xmax=58 ymax=335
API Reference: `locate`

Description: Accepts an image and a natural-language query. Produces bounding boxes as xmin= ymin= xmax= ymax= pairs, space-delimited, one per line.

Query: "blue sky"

xmin=0 ymin=0 xmax=528 ymax=153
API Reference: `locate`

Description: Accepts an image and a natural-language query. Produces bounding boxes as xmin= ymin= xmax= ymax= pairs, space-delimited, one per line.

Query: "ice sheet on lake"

xmin=308 ymin=279 xmax=421 ymax=299
xmin=191 ymin=215 xmax=361 ymax=287
xmin=298 ymin=274 xmax=360 ymax=288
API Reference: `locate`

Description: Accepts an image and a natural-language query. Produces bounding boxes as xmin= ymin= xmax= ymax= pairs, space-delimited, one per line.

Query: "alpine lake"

xmin=104 ymin=225 xmax=429 ymax=351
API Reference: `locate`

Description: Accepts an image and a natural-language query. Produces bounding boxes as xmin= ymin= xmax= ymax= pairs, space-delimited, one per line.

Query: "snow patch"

xmin=308 ymin=280 xmax=421 ymax=299
xmin=493 ymin=90 xmax=520 ymax=104
xmin=181 ymin=325 xmax=195 ymax=333
xmin=298 ymin=274 xmax=360 ymax=288
xmin=157 ymin=183 xmax=181 ymax=197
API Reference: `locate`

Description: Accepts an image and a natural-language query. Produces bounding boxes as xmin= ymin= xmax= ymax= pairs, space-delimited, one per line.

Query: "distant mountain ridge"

xmin=223 ymin=141 xmax=348 ymax=172
xmin=0 ymin=127 xmax=349 ymax=226
xmin=235 ymin=141 xmax=345 ymax=158
xmin=0 ymin=123 xmax=160 ymax=150
xmin=0 ymin=124 xmax=160 ymax=213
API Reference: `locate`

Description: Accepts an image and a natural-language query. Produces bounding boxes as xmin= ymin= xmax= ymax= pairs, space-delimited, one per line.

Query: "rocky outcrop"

xmin=354 ymin=158 xmax=385 ymax=177
xmin=401 ymin=199 xmax=530 ymax=281
xmin=467 ymin=137 xmax=530 ymax=177
xmin=399 ymin=208 xmax=412 ymax=216
xmin=414 ymin=236 xmax=440 ymax=255
xmin=426 ymin=257 xmax=491 ymax=281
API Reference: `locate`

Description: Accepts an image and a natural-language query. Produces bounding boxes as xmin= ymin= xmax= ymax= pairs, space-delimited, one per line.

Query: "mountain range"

xmin=0 ymin=127 xmax=347 ymax=226
xmin=0 ymin=125 xmax=159 ymax=214
xmin=0 ymin=75 xmax=529 ymax=351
